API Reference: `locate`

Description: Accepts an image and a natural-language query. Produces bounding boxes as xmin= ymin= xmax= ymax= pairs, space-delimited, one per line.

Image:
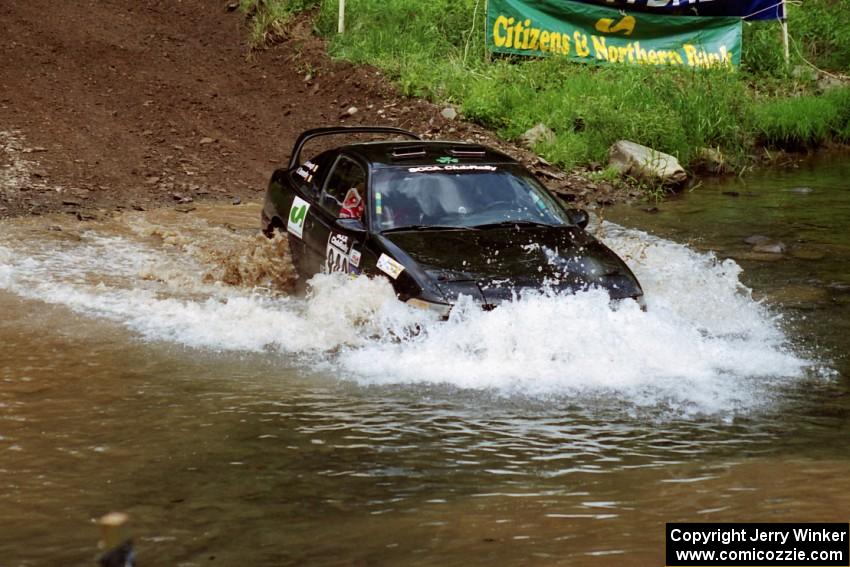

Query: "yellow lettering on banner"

xmin=512 ymin=21 xmax=523 ymax=48
xmin=634 ymin=41 xmax=648 ymax=64
xmin=683 ymin=43 xmax=734 ymax=68
xmin=719 ymin=45 xmax=732 ymax=66
xmin=555 ymin=33 xmax=569 ymax=55
xmin=591 ymin=35 xmax=607 ymax=60
xmin=493 ymin=14 xmax=563 ymax=55
xmin=573 ymin=32 xmax=588 ymax=57
xmin=529 ymin=27 xmax=540 ymax=50
xmin=595 ymin=15 xmax=636 ymax=36
xmin=493 ymin=14 xmax=576 ymax=56
xmin=505 ymin=17 xmax=516 ymax=48
xmin=684 ymin=44 xmax=697 ymax=66
xmin=489 ymin=11 xmax=729 ymax=68
xmin=493 ymin=15 xmax=509 ymax=47
xmin=540 ymin=30 xmax=550 ymax=52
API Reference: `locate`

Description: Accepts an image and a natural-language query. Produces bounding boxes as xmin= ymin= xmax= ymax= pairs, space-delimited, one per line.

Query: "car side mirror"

xmin=567 ymin=209 xmax=589 ymax=230
xmin=334 ymin=217 xmax=367 ymax=237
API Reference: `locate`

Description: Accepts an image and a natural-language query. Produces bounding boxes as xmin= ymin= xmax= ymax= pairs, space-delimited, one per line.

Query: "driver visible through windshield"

xmin=371 ymin=165 xmax=572 ymax=231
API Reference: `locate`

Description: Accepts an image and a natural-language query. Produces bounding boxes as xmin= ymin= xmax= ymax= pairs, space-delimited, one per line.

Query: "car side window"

xmin=290 ymin=153 xmax=331 ymax=197
xmin=321 ymin=156 xmax=366 ymax=219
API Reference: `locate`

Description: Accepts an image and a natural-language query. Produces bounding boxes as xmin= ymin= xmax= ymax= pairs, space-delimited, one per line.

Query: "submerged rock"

xmin=744 ymin=235 xmax=770 ymax=245
xmin=752 ymin=240 xmax=786 ymax=254
xmin=608 ymin=140 xmax=687 ymax=189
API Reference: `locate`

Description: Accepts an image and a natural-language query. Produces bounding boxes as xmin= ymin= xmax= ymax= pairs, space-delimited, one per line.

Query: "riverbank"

xmin=243 ymin=0 xmax=850 ymax=177
xmin=3 ymin=1 xmax=846 ymax=221
xmin=0 ymin=1 xmax=645 ymax=222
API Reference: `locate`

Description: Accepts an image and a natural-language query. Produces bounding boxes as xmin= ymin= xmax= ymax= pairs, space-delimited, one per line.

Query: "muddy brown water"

xmin=0 ymin=160 xmax=849 ymax=566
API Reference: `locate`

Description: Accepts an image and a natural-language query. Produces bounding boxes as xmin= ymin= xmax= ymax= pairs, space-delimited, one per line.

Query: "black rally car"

xmin=261 ymin=127 xmax=644 ymax=316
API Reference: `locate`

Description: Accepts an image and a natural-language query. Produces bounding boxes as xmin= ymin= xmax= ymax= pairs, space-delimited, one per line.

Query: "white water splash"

xmin=339 ymin=224 xmax=809 ymax=412
xmin=0 ymin=216 xmax=815 ymax=413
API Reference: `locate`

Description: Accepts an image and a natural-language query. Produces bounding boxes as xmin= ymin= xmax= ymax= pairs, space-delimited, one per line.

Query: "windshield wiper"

xmin=380 ymin=224 xmax=477 ymax=234
xmin=472 ymin=220 xmax=556 ymax=230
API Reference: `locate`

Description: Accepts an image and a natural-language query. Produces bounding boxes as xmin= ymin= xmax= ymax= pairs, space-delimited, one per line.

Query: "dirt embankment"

xmin=0 ymin=1 xmax=626 ymax=221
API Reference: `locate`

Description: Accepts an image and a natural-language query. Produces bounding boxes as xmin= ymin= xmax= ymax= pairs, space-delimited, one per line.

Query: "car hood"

xmin=382 ymin=226 xmax=643 ymax=304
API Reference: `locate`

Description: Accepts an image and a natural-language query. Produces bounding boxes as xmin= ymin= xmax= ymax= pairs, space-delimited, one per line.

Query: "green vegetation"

xmin=243 ymin=0 xmax=850 ymax=173
xmin=745 ymin=0 xmax=850 ymax=75
xmin=239 ymin=0 xmax=319 ymax=45
xmin=754 ymin=87 xmax=850 ymax=148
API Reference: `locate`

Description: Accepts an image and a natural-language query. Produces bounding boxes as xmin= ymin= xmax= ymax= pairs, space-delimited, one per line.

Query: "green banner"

xmin=486 ymin=0 xmax=742 ymax=68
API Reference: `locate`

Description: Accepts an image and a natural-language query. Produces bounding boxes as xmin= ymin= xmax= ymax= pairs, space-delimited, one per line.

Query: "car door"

xmin=302 ymin=153 xmax=369 ymax=276
xmin=279 ymin=151 xmax=334 ymax=273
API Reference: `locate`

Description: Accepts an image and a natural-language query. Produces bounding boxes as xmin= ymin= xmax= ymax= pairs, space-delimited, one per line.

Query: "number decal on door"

xmin=325 ymin=233 xmax=359 ymax=275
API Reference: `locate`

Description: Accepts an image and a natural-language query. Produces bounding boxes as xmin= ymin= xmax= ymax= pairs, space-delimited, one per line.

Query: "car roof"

xmin=340 ymin=140 xmax=519 ymax=168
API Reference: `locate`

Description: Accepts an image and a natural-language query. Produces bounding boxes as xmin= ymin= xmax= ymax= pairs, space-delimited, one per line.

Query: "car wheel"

xmin=261 ymin=210 xmax=279 ymax=239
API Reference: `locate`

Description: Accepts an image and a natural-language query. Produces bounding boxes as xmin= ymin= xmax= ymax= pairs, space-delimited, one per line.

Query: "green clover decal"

xmin=436 ymin=156 xmax=459 ymax=164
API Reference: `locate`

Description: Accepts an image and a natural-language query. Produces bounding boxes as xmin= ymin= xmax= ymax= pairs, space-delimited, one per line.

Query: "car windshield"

xmin=370 ymin=165 xmax=572 ymax=231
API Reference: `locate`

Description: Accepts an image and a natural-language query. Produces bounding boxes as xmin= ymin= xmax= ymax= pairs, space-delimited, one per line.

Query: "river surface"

xmin=0 ymin=158 xmax=848 ymax=566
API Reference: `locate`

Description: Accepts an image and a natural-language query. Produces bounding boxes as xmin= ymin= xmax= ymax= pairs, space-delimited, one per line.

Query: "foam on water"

xmin=0 ymin=213 xmax=816 ymax=414
xmin=338 ymin=225 xmax=810 ymax=412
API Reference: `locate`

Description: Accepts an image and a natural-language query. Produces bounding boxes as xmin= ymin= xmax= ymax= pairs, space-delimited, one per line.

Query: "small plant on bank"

xmin=589 ymin=166 xmax=624 ymax=184
xmin=240 ymin=0 xmax=321 ymax=47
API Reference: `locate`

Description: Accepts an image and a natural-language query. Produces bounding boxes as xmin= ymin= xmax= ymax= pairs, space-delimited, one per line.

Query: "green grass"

xmin=785 ymin=0 xmax=850 ymax=74
xmin=244 ymin=0 xmax=850 ymax=175
xmin=240 ymin=0 xmax=320 ymax=45
xmin=754 ymin=87 xmax=850 ymax=148
xmin=742 ymin=0 xmax=850 ymax=77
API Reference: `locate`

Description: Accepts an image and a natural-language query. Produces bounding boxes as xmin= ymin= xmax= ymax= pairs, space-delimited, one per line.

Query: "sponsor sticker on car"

xmin=326 ymin=233 xmax=362 ymax=275
xmin=408 ymin=165 xmax=498 ymax=173
xmin=329 ymin=233 xmax=349 ymax=250
xmin=295 ymin=160 xmax=320 ymax=182
xmin=377 ymin=254 xmax=405 ymax=280
xmin=287 ymin=196 xmax=311 ymax=238
xmin=349 ymin=248 xmax=361 ymax=268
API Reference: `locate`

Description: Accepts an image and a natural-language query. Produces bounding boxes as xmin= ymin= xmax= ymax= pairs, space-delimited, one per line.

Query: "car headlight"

xmin=406 ymin=298 xmax=453 ymax=318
